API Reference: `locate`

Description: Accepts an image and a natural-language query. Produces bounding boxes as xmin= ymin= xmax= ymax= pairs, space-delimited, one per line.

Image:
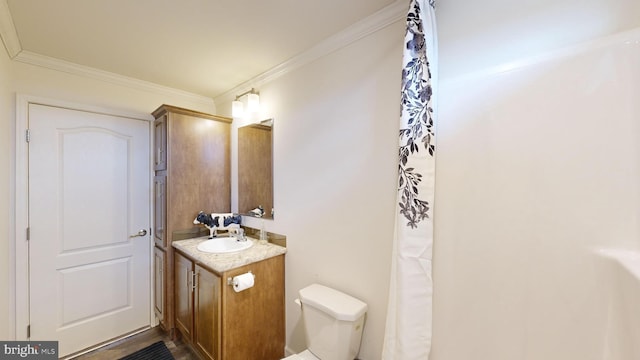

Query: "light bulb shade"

xmin=232 ymin=100 xmax=244 ymax=118
xmin=247 ymin=93 xmax=260 ymax=112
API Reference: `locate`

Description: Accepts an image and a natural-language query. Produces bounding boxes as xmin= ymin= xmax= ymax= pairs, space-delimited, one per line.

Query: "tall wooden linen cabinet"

xmin=152 ymin=104 xmax=232 ymax=332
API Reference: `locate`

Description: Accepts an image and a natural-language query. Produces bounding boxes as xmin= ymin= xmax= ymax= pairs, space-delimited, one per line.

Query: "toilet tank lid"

xmin=299 ymin=284 xmax=368 ymax=321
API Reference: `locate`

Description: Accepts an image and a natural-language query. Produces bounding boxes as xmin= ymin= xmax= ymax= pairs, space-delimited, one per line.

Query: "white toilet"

xmin=283 ymin=283 xmax=368 ymax=360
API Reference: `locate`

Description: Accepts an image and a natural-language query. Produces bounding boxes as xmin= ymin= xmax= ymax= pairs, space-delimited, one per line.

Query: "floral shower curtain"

xmin=383 ymin=0 xmax=437 ymax=359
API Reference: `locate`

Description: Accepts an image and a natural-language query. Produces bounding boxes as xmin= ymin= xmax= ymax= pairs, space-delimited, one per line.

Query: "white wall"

xmin=220 ymin=21 xmax=404 ymax=359
xmin=432 ymin=1 xmax=640 ymax=359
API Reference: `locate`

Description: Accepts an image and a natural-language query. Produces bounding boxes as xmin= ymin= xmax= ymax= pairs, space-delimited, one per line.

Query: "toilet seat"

xmin=282 ymin=349 xmax=319 ymax=360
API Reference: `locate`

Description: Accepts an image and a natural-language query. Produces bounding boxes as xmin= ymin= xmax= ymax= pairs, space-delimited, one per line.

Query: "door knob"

xmin=130 ymin=229 xmax=148 ymax=237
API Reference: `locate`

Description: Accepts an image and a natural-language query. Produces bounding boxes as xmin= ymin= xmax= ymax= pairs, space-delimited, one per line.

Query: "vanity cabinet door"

xmin=154 ymin=247 xmax=166 ymax=322
xmin=221 ymin=255 xmax=285 ymax=359
xmin=194 ymin=265 xmax=221 ymax=360
xmin=153 ymin=175 xmax=166 ymax=248
xmin=175 ymin=252 xmax=194 ymax=342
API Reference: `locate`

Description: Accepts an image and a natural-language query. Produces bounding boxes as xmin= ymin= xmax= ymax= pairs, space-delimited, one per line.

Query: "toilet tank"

xmin=299 ymin=284 xmax=368 ymax=360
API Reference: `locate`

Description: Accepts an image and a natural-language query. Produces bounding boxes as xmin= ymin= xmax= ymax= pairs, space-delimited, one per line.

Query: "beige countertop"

xmin=172 ymin=236 xmax=287 ymax=274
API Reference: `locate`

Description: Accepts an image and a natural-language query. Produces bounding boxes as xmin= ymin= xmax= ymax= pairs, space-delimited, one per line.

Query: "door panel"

xmin=154 ymin=247 xmax=165 ymax=321
xmin=154 ymin=175 xmax=166 ymax=247
xmin=195 ymin=264 xmax=220 ymax=360
xmin=28 ymin=104 xmax=150 ymax=357
xmin=175 ymin=252 xmax=193 ymax=342
xmin=59 ymin=257 xmax=131 ymax=325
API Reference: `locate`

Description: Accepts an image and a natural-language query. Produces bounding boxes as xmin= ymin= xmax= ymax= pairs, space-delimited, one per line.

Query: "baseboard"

xmin=284 ymin=346 xmax=296 ymax=356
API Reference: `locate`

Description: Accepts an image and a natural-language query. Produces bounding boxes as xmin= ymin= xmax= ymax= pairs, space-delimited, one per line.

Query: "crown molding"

xmin=2 ymin=0 xmax=405 ymax=107
xmin=2 ymin=0 xmax=211 ymax=106
xmin=214 ymin=0 xmax=407 ymax=103
xmin=0 ymin=0 xmax=22 ymax=58
xmin=14 ymin=50 xmax=214 ymax=106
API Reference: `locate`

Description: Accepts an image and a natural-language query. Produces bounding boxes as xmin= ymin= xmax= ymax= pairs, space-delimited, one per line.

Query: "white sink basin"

xmin=196 ymin=237 xmax=253 ymax=254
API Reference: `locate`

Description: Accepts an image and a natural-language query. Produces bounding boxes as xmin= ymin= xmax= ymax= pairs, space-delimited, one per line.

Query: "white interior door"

xmin=28 ymin=104 xmax=151 ymax=357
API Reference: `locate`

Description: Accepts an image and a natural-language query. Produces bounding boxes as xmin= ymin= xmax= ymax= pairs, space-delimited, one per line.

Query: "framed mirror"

xmin=237 ymin=118 xmax=274 ymax=219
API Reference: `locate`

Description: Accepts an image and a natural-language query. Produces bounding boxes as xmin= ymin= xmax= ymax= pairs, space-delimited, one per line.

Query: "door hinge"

xmin=26 ymin=227 xmax=30 ymax=241
xmin=27 ymin=324 xmax=30 ymax=338
xmin=25 ymin=129 xmax=31 ymax=143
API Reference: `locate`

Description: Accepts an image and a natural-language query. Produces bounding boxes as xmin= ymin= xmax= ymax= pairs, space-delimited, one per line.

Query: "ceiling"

xmin=3 ymin=0 xmax=400 ymax=100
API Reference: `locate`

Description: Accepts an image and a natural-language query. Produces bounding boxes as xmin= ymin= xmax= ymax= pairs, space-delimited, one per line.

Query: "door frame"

xmin=13 ymin=94 xmax=155 ymax=340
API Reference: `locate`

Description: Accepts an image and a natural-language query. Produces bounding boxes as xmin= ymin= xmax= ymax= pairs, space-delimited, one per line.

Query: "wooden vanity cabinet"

xmin=174 ymin=251 xmax=285 ymax=360
xmin=152 ymin=104 xmax=232 ymax=331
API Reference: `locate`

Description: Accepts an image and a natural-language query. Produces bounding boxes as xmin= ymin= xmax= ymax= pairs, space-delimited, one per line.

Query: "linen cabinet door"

xmin=153 ymin=175 xmax=166 ymax=248
xmin=154 ymin=247 xmax=166 ymax=322
xmin=194 ymin=265 xmax=221 ymax=360
xmin=154 ymin=113 xmax=167 ymax=171
xmin=174 ymin=252 xmax=194 ymax=342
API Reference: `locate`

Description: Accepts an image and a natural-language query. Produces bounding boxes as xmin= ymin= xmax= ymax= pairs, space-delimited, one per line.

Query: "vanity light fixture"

xmin=232 ymin=88 xmax=260 ymax=118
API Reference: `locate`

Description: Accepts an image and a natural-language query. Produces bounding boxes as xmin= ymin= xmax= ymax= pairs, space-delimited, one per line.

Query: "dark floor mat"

xmin=118 ymin=341 xmax=174 ymax=360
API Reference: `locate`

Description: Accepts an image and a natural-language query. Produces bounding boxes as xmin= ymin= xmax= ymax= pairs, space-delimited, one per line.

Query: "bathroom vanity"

xmin=172 ymin=237 xmax=286 ymax=360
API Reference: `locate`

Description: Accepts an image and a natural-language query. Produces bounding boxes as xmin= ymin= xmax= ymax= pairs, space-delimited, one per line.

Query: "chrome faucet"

xmin=234 ymin=228 xmax=246 ymax=241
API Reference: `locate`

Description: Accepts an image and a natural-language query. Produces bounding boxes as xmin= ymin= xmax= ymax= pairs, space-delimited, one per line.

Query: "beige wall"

xmin=438 ymin=0 xmax=640 ymax=80
xmin=0 ymin=35 xmax=14 ymax=341
xmin=221 ymin=21 xmax=404 ymax=358
xmin=432 ymin=1 xmax=640 ymax=359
